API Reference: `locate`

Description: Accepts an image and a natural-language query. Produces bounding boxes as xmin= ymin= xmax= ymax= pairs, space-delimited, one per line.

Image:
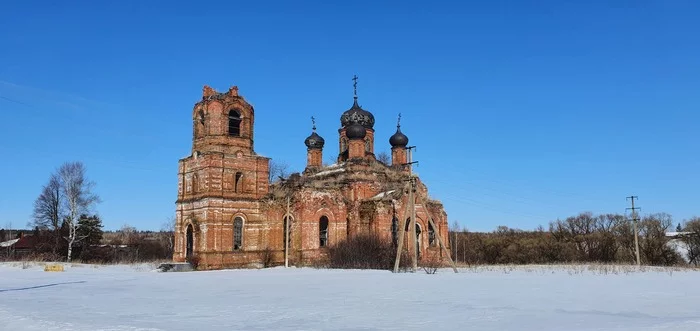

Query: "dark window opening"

xmin=428 ymin=223 xmax=436 ymax=247
xmin=186 ymin=224 xmax=194 ymax=259
xmin=234 ymin=172 xmax=243 ymax=193
xmin=233 ymin=217 xmax=243 ymax=250
xmin=319 ymin=216 xmax=329 ymax=247
xmin=228 ymin=110 xmax=241 ymax=136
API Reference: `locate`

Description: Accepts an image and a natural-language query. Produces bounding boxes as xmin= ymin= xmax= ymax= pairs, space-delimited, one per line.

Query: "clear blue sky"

xmin=1 ymin=1 xmax=698 ymax=232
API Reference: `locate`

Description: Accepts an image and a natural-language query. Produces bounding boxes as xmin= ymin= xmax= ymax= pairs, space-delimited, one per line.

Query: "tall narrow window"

xmin=234 ymin=172 xmax=243 ymax=192
xmin=415 ymin=223 xmax=422 ymax=259
xmin=192 ymin=174 xmax=199 ymax=193
xmin=319 ymin=216 xmax=329 ymax=247
xmin=233 ymin=217 xmax=243 ymax=250
xmin=186 ymin=224 xmax=194 ymax=259
xmin=428 ymin=223 xmax=436 ymax=247
xmin=228 ymin=110 xmax=241 ymax=136
xmin=391 ymin=217 xmax=398 ymax=247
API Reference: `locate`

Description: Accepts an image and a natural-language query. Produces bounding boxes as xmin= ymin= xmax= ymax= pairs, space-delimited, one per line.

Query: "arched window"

xmin=416 ymin=223 xmax=422 ymax=258
xmin=192 ymin=174 xmax=199 ymax=193
xmin=319 ymin=216 xmax=329 ymax=247
xmin=391 ymin=217 xmax=399 ymax=247
xmin=405 ymin=218 xmax=422 ymax=257
xmin=228 ymin=110 xmax=241 ymax=136
xmin=233 ymin=217 xmax=243 ymax=250
xmin=186 ymin=224 xmax=194 ymax=259
xmin=428 ymin=223 xmax=436 ymax=247
xmin=234 ymin=172 xmax=243 ymax=193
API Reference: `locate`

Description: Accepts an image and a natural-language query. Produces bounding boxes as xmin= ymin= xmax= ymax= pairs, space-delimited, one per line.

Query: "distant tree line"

xmin=449 ymin=212 xmax=700 ymax=267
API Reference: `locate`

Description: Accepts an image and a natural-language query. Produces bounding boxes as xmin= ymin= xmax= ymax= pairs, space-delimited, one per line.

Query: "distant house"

xmin=0 ymin=233 xmax=38 ymax=259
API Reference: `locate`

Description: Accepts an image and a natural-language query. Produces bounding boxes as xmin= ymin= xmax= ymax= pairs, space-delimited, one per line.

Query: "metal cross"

xmin=352 ymin=75 xmax=358 ymax=97
xmin=311 ymin=116 xmax=316 ymax=131
xmin=397 ymin=113 xmax=401 ymax=127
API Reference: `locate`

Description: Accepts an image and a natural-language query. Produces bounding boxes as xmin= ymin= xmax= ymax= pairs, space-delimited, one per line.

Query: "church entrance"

xmin=405 ymin=220 xmax=422 ymax=258
xmin=186 ymin=224 xmax=193 ymax=260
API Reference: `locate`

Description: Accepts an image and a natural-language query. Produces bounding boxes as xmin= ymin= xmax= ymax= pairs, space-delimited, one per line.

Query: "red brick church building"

xmin=173 ymin=82 xmax=451 ymax=269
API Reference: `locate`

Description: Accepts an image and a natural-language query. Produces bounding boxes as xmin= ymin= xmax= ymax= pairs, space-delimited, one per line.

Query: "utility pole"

xmin=626 ymin=195 xmax=641 ymax=266
xmin=285 ymin=196 xmax=290 ymax=268
xmin=391 ymin=145 xmax=458 ymax=273
xmin=407 ymin=146 xmax=418 ymax=271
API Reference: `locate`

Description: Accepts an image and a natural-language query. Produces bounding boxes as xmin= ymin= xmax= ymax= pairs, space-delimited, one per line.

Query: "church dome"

xmin=389 ymin=126 xmax=409 ymax=148
xmin=340 ymin=98 xmax=375 ymax=129
xmin=304 ymin=131 xmax=325 ymax=149
xmin=345 ymin=123 xmax=366 ymax=140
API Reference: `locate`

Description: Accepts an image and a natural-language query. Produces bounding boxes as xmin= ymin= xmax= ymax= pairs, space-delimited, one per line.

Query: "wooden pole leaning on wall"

xmin=409 ymin=177 xmax=418 ymax=272
xmin=285 ymin=196 xmax=290 ymax=268
xmin=393 ymin=181 xmax=413 ymax=273
xmin=418 ymin=195 xmax=458 ymax=273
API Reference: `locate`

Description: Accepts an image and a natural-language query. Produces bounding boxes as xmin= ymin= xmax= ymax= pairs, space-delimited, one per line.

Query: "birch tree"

xmin=58 ymin=162 xmax=100 ymax=262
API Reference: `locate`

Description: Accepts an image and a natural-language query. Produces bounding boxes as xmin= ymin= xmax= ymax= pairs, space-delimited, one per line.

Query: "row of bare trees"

xmin=450 ymin=212 xmax=697 ymax=266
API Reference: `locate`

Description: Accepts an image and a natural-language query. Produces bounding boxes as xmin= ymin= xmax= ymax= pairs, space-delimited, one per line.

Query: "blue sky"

xmin=0 ymin=1 xmax=698 ymax=232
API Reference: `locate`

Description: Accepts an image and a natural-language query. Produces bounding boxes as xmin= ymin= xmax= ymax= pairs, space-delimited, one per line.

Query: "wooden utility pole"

xmin=391 ymin=145 xmax=458 ymax=273
xmin=392 ymin=183 xmax=413 ymax=273
xmin=285 ymin=196 xmax=290 ymax=268
xmin=409 ymin=177 xmax=418 ymax=271
xmin=626 ymin=195 xmax=641 ymax=266
xmin=418 ymin=195 xmax=458 ymax=273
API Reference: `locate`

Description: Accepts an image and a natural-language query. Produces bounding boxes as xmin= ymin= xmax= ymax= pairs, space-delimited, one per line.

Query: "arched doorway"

xmin=405 ymin=219 xmax=422 ymax=258
xmin=415 ymin=223 xmax=422 ymax=259
xmin=186 ymin=224 xmax=194 ymax=260
xmin=319 ymin=216 xmax=329 ymax=247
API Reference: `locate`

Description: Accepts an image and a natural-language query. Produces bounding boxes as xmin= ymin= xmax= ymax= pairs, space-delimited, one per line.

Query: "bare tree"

xmin=160 ymin=216 xmax=176 ymax=256
xmin=59 ymin=162 xmax=100 ymax=262
xmin=376 ymin=151 xmax=391 ymax=166
xmin=31 ymin=173 xmax=63 ymax=253
xmin=269 ymin=159 xmax=290 ymax=183
xmin=682 ymin=217 xmax=700 ymax=266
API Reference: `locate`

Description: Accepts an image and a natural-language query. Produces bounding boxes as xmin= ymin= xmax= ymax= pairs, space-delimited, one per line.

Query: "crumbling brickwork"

xmin=174 ymin=84 xmax=451 ymax=270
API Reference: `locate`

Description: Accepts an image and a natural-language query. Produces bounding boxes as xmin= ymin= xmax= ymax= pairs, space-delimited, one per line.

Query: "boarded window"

xmin=228 ymin=110 xmax=241 ymax=136
xmin=233 ymin=217 xmax=243 ymax=250
xmin=319 ymin=216 xmax=329 ymax=247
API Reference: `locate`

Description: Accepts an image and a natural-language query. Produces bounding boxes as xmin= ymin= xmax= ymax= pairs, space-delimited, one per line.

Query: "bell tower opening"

xmin=228 ymin=110 xmax=241 ymax=137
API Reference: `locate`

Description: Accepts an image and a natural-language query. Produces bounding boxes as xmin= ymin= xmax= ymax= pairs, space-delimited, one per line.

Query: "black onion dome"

xmin=304 ymin=131 xmax=325 ymax=149
xmin=389 ymin=126 xmax=409 ymax=148
xmin=340 ymin=98 xmax=375 ymax=129
xmin=345 ymin=123 xmax=367 ymax=140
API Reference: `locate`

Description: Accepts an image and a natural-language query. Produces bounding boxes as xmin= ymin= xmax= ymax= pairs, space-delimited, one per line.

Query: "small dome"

xmin=389 ymin=126 xmax=409 ymax=148
xmin=304 ymin=131 xmax=325 ymax=149
xmin=340 ymin=98 xmax=375 ymax=129
xmin=346 ymin=123 xmax=366 ymax=140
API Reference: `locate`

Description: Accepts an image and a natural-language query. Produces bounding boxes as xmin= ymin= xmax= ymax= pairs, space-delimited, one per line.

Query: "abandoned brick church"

xmin=173 ymin=82 xmax=451 ymax=269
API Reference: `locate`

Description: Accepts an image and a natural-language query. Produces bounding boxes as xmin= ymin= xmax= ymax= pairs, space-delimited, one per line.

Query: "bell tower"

xmin=193 ymin=85 xmax=255 ymax=156
xmin=175 ymin=85 xmax=270 ymax=263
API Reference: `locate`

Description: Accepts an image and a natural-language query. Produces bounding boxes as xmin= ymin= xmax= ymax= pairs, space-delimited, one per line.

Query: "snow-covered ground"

xmin=1 ymin=263 xmax=699 ymax=331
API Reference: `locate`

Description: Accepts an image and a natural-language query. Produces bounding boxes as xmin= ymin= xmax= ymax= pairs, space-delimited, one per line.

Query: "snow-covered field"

xmin=1 ymin=263 xmax=698 ymax=331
